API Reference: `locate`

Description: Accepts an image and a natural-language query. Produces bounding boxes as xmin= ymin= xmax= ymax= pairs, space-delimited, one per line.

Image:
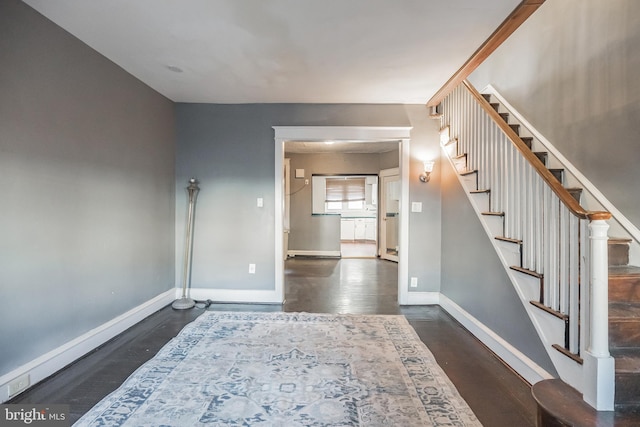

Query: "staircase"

xmin=439 ymin=80 xmax=640 ymax=412
xmin=608 ymin=239 xmax=640 ymax=409
xmin=483 ymin=92 xmax=640 ymax=410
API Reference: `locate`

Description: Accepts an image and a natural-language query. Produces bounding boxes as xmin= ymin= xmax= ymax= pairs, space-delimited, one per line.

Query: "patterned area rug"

xmin=75 ymin=312 xmax=481 ymax=426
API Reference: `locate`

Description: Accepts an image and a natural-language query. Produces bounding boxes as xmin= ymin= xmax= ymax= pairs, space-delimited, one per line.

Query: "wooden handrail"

xmin=461 ymin=80 xmax=611 ymax=221
xmin=427 ymin=0 xmax=545 ymax=108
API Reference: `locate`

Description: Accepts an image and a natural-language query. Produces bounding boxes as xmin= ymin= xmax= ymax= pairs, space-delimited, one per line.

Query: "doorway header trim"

xmin=273 ymin=126 xmax=412 ymax=141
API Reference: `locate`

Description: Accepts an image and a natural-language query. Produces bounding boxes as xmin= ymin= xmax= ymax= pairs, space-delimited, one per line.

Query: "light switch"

xmin=257 ymin=198 xmax=264 ymax=208
xmin=411 ymin=202 xmax=423 ymax=213
xmin=295 ymin=169 xmax=305 ymax=178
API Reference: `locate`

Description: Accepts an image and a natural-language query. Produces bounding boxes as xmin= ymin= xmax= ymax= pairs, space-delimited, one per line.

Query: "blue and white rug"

xmin=75 ymin=312 xmax=481 ymax=426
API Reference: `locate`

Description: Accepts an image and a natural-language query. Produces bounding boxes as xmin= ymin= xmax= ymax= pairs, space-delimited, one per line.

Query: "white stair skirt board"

xmin=287 ymin=250 xmax=341 ymax=258
xmin=404 ymin=292 xmax=440 ymax=306
xmin=441 ymin=152 xmax=585 ymax=393
xmin=0 ymin=289 xmax=175 ymax=403
xmin=439 ymin=294 xmax=554 ymax=385
xmin=186 ymin=287 xmax=283 ymax=304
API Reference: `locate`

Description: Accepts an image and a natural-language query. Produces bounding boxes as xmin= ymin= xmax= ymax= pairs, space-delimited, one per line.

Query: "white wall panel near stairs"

xmin=437 ymin=80 xmax=640 ymax=411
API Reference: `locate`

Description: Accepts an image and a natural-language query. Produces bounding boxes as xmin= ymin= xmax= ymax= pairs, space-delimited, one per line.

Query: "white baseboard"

xmin=404 ymin=291 xmax=440 ymax=305
xmin=187 ymin=288 xmax=284 ymax=304
xmin=287 ymin=250 xmax=341 ymax=257
xmin=0 ymin=289 xmax=175 ymax=403
xmin=439 ymin=294 xmax=554 ymax=385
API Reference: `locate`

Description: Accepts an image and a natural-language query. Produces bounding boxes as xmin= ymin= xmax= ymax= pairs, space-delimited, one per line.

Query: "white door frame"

xmin=273 ymin=126 xmax=412 ymax=304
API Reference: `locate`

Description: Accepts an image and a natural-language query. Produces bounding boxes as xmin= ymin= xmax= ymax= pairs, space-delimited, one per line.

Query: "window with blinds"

xmin=325 ymin=177 xmax=366 ymax=210
xmin=311 ymin=175 xmax=377 ymax=214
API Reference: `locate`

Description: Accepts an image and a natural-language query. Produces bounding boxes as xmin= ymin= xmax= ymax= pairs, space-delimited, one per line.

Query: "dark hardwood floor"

xmin=11 ymin=257 xmax=537 ymax=426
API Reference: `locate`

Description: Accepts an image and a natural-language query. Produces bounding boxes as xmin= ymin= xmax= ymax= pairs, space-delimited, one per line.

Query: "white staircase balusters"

xmin=439 ymin=79 xmax=614 ymax=410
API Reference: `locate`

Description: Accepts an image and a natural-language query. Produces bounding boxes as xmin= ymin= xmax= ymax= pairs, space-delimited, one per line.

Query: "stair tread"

xmin=532 ymin=379 xmax=640 ymax=425
xmin=452 ymin=153 xmax=467 ymax=160
xmin=443 ymin=138 xmax=457 ymax=147
xmin=609 ymin=302 xmax=640 ymax=320
xmin=610 ymin=237 xmax=634 ymax=244
xmin=470 ymin=189 xmax=490 ymax=194
xmin=530 ymin=300 xmax=568 ymax=320
xmin=611 ymin=348 xmax=640 ymax=373
xmin=496 ymin=236 xmax=522 ymax=244
xmin=552 ymin=344 xmax=583 ymax=364
xmin=610 ymin=265 xmax=640 ymax=277
xmin=511 ymin=266 xmax=543 ymax=278
xmin=481 ymin=211 xmax=504 ymax=216
xmin=459 ymin=169 xmax=477 ymax=176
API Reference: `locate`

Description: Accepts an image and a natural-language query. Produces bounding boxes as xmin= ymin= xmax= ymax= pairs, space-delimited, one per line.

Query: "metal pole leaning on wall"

xmin=172 ymin=178 xmax=200 ymax=310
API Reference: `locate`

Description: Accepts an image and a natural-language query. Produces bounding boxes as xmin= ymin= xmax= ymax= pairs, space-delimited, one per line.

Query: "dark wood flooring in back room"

xmin=11 ymin=257 xmax=537 ymax=426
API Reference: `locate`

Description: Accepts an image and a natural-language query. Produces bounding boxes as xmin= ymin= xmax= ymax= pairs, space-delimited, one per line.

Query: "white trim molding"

xmin=0 ymin=289 xmax=175 ymax=403
xmin=287 ymin=250 xmax=341 ymax=258
xmin=273 ymin=126 xmax=412 ymax=307
xmin=404 ymin=291 xmax=440 ymax=305
xmin=187 ymin=287 xmax=282 ymax=304
xmin=440 ymin=294 xmax=554 ymax=385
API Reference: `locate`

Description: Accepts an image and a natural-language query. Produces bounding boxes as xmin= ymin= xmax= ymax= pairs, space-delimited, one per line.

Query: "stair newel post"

xmin=583 ymin=216 xmax=615 ymax=410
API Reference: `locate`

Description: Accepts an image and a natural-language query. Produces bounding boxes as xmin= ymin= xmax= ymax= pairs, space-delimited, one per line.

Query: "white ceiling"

xmin=23 ymin=0 xmax=520 ymax=104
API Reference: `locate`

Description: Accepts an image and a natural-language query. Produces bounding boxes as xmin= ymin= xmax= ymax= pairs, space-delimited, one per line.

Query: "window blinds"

xmin=325 ymin=177 xmax=366 ymax=202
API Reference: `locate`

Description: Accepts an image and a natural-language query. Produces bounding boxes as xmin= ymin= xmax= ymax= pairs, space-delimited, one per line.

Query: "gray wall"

xmin=175 ymin=104 xmax=442 ymax=293
xmin=0 ymin=0 xmax=176 ymax=375
xmin=286 ymin=152 xmax=395 ymax=253
xmin=440 ymin=159 xmax=557 ymax=374
xmin=469 ymin=0 xmax=640 ymax=228
xmin=405 ymin=106 xmax=442 ymax=293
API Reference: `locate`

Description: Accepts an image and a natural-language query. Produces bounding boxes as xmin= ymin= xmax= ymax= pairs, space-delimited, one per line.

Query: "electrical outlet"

xmin=249 ymin=264 xmax=256 ymax=274
xmin=410 ymin=277 xmax=418 ymax=288
xmin=8 ymin=373 xmax=30 ymax=397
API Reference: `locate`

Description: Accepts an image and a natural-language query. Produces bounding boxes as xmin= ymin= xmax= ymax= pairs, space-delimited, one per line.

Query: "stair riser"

xmin=549 ymin=169 xmax=564 ymax=184
xmin=453 ymin=157 xmax=467 ymax=172
xmin=460 ymin=173 xmax=478 ymax=191
xmin=482 ymin=215 xmax=504 ymax=238
xmin=616 ymin=372 xmax=640 ymax=405
xmin=469 ymin=192 xmax=490 ymax=213
xmin=496 ymin=240 xmax=522 ymax=268
xmin=609 ymin=276 xmax=640 ymax=303
xmin=610 ymin=321 xmax=640 ymax=348
xmin=609 ymin=243 xmax=630 ymax=266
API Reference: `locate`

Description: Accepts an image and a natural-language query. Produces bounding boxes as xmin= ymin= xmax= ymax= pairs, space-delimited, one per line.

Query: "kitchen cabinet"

xmin=341 ymin=218 xmax=376 ymax=241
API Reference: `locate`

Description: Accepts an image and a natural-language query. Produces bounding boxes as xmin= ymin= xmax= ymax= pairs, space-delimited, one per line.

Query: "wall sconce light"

xmin=420 ymin=161 xmax=435 ymax=183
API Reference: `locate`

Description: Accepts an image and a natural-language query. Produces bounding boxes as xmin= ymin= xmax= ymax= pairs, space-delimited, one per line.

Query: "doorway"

xmin=379 ymin=168 xmax=400 ymax=262
xmin=273 ymin=126 xmax=412 ymax=304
